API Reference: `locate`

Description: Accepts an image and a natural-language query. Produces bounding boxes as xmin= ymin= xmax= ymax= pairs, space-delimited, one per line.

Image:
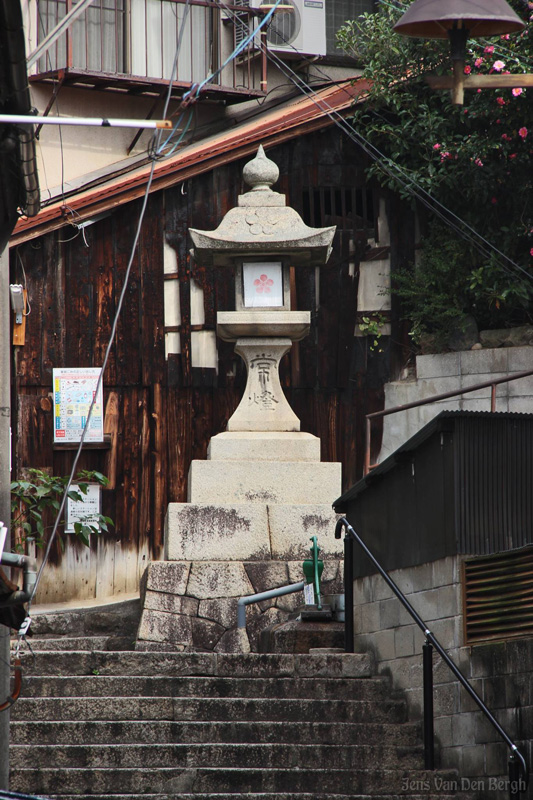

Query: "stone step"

xmin=10 ymin=742 xmax=423 ymax=771
xmin=17 ymin=650 xmax=372 ymax=679
xmin=20 ymin=636 xmax=134 ymax=651
xmin=44 ymin=795 xmax=465 ymax=800
xmin=11 ymin=719 xmax=422 ymax=746
xmin=11 ymin=695 xmax=407 ymax=723
xmin=19 ymin=674 xmax=390 ymax=700
xmin=10 ymin=767 xmax=463 ymax=796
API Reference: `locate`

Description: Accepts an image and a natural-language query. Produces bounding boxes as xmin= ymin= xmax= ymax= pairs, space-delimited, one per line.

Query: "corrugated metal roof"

xmin=333 ymin=410 xmax=533 ymax=511
xmin=12 ymin=78 xmax=369 ymax=245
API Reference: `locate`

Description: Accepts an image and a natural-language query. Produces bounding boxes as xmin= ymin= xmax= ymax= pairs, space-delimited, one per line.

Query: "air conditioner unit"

xmin=250 ymin=0 xmax=326 ymax=58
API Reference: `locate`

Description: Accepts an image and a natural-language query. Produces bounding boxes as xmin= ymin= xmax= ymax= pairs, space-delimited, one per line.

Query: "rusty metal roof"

xmin=12 ymin=79 xmax=370 ymax=245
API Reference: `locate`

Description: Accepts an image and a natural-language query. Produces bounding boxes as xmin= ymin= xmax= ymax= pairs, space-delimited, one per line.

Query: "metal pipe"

xmin=237 ymin=581 xmax=305 ymax=628
xmin=423 ymin=641 xmax=435 ymax=770
xmin=0 ymin=554 xmax=37 ymax=608
xmin=335 ymin=517 xmax=528 ymax=786
xmin=0 ymin=115 xmax=171 ymax=129
xmin=364 ymin=368 xmax=533 ymax=475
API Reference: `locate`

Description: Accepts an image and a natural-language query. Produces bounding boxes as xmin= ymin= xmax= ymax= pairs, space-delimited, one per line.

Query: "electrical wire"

xmin=217 ymin=0 xmax=530 ymax=282
xmin=21 ymin=0 xmax=195 ymax=620
xmin=269 ymin=48 xmax=533 ymax=283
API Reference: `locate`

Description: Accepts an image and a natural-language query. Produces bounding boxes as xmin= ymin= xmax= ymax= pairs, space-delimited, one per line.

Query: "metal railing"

xmin=335 ymin=516 xmax=529 ymax=800
xmin=237 ymin=581 xmax=305 ymax=630
xmin=364 ymin=368 xmax=533 ymax=475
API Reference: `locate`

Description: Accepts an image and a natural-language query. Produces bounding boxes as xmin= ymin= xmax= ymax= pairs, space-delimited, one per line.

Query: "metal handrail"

xmin=237 ymin=581 xmax=305 ymax=629
xmin=335 ymin=516 xmax=528 ymax=798
xmin=364 ymin=368 xmax=533 ymax=475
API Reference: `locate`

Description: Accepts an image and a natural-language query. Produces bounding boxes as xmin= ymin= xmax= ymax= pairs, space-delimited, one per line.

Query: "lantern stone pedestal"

xmin=136 ymin=147 xmax=342 ymax=653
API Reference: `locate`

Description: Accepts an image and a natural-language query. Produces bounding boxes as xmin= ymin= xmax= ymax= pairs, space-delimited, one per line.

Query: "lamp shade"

xmin=393 ymin=0 xmax=525 ymax=38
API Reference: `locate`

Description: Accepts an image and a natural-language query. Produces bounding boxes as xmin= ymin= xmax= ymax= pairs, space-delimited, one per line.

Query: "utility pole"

xmin=0 ymin=248 xmax=11 ymax=790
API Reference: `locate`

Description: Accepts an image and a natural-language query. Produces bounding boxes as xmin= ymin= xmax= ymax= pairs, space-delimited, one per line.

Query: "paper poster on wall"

xmin=66 ymin=484 xmax=102 ymax=533
xmin=53 ymin=367 xmax=104 ymax=443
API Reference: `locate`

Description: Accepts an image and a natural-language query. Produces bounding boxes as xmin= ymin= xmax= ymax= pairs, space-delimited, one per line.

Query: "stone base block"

xmin=207 ymin=431 xmax=321 ymax=462
xmin=165 ymin=503 xmax=342 ymax=561
xmin=165 ymin=504 xmax=270 ymax=561
xmin=188 ymin=460 xmax=342 ymax=504
xmin=268 ymin=504 xmax=342 ymax=559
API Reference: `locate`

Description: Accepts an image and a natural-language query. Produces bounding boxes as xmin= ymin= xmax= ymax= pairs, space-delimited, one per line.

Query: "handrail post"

xmin=509 ymin=753 xmax=523 ymax=800
xmin=423 ymin=639 xmax=435 ymax=770
xmin=344 ymin=530 xmax=354 ymax=653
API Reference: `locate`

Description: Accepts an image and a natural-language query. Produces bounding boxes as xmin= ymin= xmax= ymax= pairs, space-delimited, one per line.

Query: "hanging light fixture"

xmin=393 ymin=0 xmax=529 ymax=105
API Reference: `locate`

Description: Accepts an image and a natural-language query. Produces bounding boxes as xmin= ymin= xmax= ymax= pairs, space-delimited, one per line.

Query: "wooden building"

xmin=10 ymin=89 xmax=412 ymax=603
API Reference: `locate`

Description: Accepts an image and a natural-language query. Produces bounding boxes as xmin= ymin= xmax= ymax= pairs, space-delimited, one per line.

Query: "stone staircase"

xmin=9 ymin=638 xmax=468 ymax=800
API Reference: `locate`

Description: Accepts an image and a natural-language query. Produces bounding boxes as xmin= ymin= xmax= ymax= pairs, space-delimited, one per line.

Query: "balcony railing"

xmin=32 ymin=0 xmax=264 ymax=100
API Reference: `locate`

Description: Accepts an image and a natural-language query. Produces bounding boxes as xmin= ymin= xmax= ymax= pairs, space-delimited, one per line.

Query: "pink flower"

xmin=501 ymin=34 xmax=510 ymax=40
xmin=512 ymin=88 xmax=523 ymax=97
xmin=509 ymin=153 xmax=517 ymax=159
xmin=501 ymin=133 xmax=512 ymax=141
xmin=530 ymin=247 xmax=533 ymax=256
xmin=496 ymin=97 xmax=506 ymax=105
xmin=484 ymin=45 xmax=495 ymax=54
xmin=440 ymin=151 xmax=451 ymax=161
xmin=474 ymin=57 xmax=484 ymax=67
xmin=432 ymin=143 xmax=441 ymax=150
xmin=464 ymin=65 xmax=472 ymax=75
xmin=474 ymin=158 xmax=483 ymax=166
xmin=493 ymin=60 xmax=505 ymax=71
xmin=519 ymin=127 xmax=528 ymax=139
xmin=254 ymin=274 xmax=274 ymax=294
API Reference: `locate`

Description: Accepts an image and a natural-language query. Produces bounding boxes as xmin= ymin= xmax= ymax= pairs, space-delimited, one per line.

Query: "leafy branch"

xmin=11 ymin=469 xmax=113 ymax=551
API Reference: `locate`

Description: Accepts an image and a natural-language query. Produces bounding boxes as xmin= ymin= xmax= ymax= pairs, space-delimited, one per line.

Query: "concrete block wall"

xmin=353 ymin=556 xmax=531 ymax=796
xmin=381 ymin=346 xmax=533 ymax=461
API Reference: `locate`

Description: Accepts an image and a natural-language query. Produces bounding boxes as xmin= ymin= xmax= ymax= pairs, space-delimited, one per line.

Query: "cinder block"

xmin=417 ymin=352 xmax=461 ymax=379
xmin=460 ymin=348 xmax=509 ymax=375
xmin=165 ymin=503 xmax=270 ymax=561
xmin=508 ymin=346 xmax=533 ymax=372
xmin=394 ymin=624 xmax=415 ymax=658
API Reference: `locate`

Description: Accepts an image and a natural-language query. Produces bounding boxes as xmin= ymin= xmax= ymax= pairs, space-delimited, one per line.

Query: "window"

xmin=326 ymin=0 xmax=375 ymax=57
xmin=36 ymin=0 xmax=211 ymax=82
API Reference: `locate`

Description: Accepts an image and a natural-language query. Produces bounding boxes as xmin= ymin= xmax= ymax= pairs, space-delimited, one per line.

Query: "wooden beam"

xmin=426 ymin=73 xmax=533 ymax=91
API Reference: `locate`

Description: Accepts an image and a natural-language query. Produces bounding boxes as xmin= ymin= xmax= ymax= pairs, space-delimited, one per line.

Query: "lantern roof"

xmin=189 ymin=145 xmax=336 ymax=267
xmin=393 ymin=0 xmax=525 ymax=39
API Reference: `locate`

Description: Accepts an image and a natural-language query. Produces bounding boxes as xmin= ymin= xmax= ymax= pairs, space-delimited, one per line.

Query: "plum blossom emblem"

xmin=254 ymin=274 xmax=274 ymax=295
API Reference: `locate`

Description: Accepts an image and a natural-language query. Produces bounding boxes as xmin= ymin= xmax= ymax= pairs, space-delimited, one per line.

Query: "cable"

xmin=22 ymin=0 xmax=195 ymax=616
xmin=260 ymin=47 xmax=532 ymax=285
xmin=218 ymin=0 xmax=530 ymax=282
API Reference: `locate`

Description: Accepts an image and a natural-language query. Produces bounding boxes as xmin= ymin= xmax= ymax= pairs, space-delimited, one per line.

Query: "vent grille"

xmin=463 ymin=547 xmax=533 ymax=644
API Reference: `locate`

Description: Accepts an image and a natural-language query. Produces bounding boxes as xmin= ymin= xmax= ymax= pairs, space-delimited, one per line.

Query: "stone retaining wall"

xmin=137 ymin=558 xmax=343 ymax=652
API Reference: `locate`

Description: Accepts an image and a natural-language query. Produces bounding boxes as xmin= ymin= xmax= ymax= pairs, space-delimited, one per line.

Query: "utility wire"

xmin=267 ymin=48 xmax=533 ymax=283
xmin=219 ymin=0 xmax=530 ymax=282
xmin=23 ymin=0 xmax=196 ymax=617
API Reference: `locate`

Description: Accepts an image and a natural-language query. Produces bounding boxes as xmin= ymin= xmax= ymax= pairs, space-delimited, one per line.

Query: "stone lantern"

xmin=190 ymin=145 xmax=335 ymax=433
xmin=136 ymin=147 xmax=343 ymax=655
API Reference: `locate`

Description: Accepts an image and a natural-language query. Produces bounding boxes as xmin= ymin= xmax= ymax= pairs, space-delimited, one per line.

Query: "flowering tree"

xmin=337 ymin=0 xmax=532 ymax=349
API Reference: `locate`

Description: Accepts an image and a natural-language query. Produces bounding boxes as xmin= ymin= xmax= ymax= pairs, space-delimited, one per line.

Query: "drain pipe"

xmin=238 ymin=582 xmax=305 ymax=629
xmin=0 ymin=553 xmax=37 ymax=608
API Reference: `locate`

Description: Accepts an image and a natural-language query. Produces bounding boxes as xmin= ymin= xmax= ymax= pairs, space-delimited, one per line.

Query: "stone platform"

xmin=137 ymin=431 xmax=343 ymax=653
